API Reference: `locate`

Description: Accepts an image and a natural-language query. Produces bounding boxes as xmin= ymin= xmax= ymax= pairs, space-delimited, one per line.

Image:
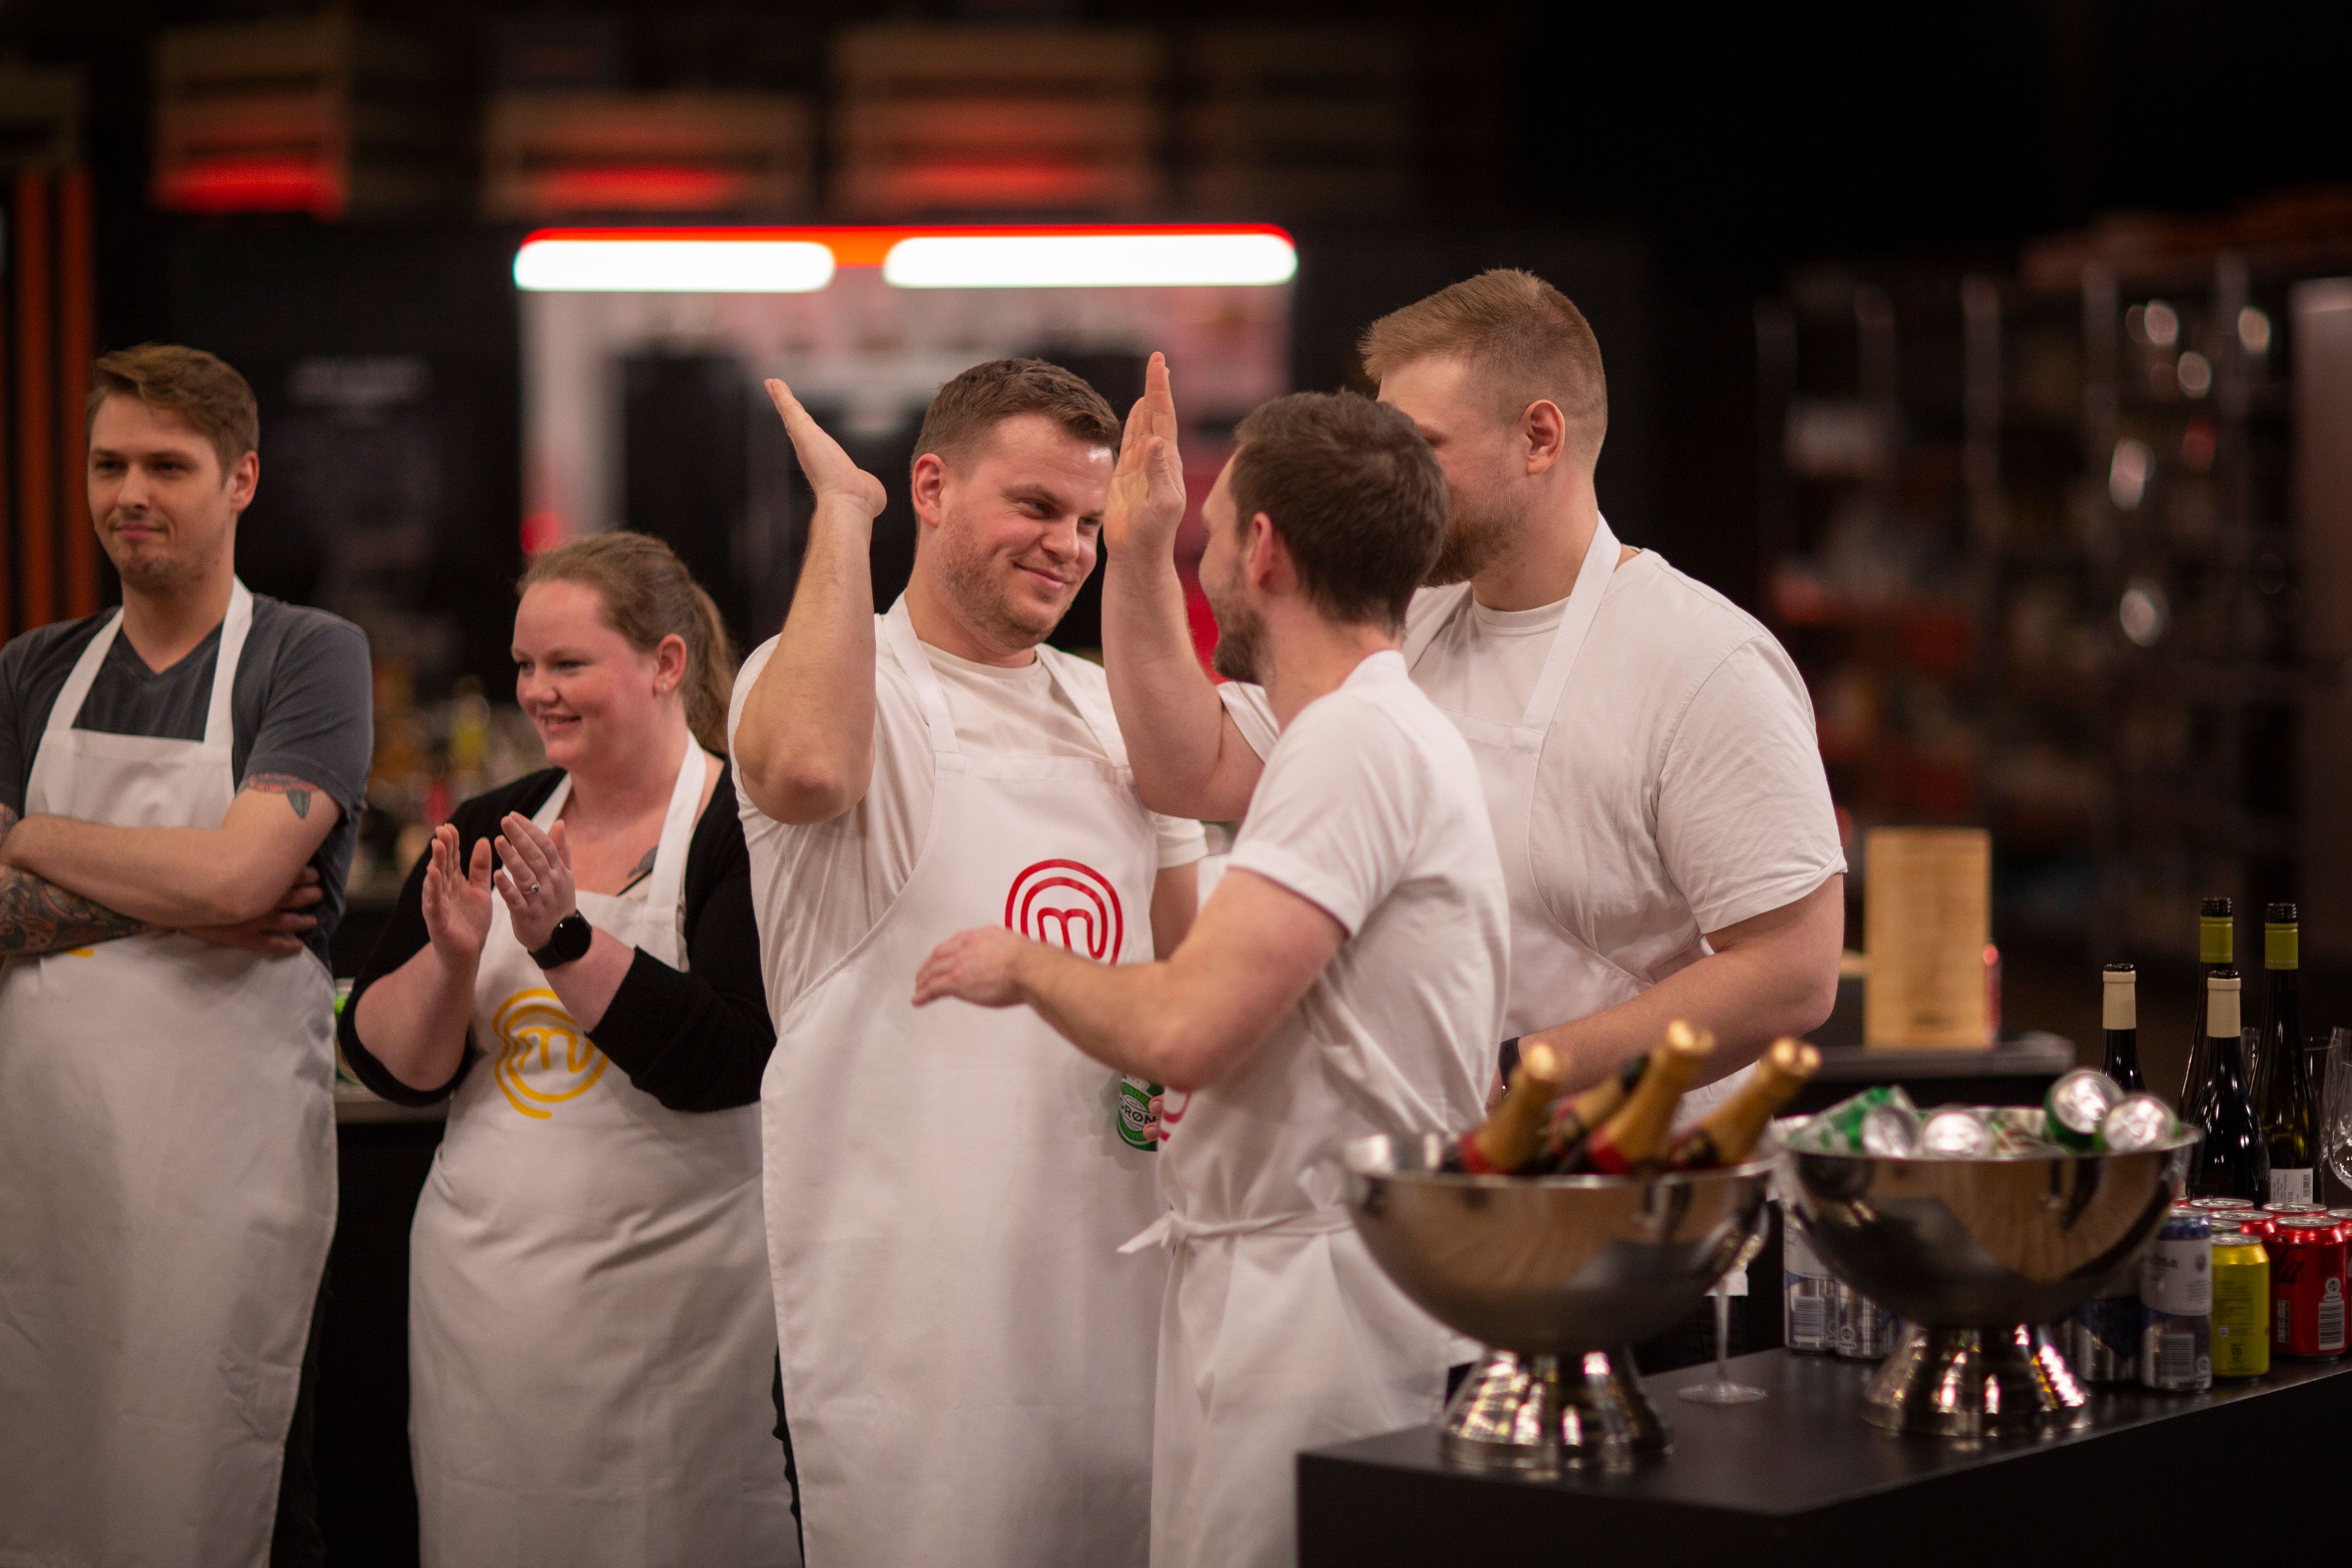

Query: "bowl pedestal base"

xmin=1438 ymin=1348 xmax=1668 ymax=1474
xmin=1862 ymin=1322 xmax=2090 ymax=1437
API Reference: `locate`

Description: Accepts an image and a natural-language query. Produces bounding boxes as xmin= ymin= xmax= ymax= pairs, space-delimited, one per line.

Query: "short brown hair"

xmin=1359 ymin=269 xmax=1608 ymax=459
xmin=912 ymin=357 xmax=1119 ymax=476
xmin=520 ymin=531 xmax=740 ymax=755
xmin=1228 ymin=392 xmax=1446 ymax=633
xmin=87 ymin=343 xmax=260 ymax=477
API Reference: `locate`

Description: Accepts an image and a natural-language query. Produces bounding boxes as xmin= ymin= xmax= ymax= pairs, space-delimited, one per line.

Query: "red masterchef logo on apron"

xmin=1004 ymin=859 xmax=1124 ymax=962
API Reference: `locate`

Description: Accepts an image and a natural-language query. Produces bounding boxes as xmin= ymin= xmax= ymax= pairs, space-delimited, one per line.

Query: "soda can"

xmin=2140 ymin=1209 xmax=2213 ymax=1392
xmin=1811 ymin=1085 xmax=1916 ymax=1153
xmin=2069 ymin=1273 xmax=2144 ymax=1383
xmin=2210 ymin=1232 xmax=2271 ymax=1378
xmin=2327 ymin=1208 xmax=2352 ymax=1222
xmin=1781 ymin=1207 xmax=1835 ymax=1353
xmin=2045 ymin=1069 xmax=2122 ymax=1152
xmin=2099 ymin=1094 xmax=2177 ymax=1153
xmin=2266 ymin=1204 xmax=2329 ymax=1221
xmin=2266 ymin=1217 xmax=2350 ymax=1358
xmin=1919 ymin=1107 xmax=1995 ymax=1158
xmin=1831 ymin=1280 xmax=1896 ymax=1359
xmin=2190 ymin=1198 xmax=2256 ymax=1212
xmin=1115 ymin=1075 xmax=1161 ymax=1151
xmin=1860 ymin=1103 xmax=1921 ymax=1156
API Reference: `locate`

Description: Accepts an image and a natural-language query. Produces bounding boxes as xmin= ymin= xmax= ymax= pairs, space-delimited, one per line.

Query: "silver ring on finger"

xmin=524 ymin=882 xmax=542 ymax=897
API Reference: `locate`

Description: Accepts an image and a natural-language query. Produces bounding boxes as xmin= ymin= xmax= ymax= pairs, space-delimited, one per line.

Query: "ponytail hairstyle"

xmin=519 ymin=532 xmax=739 ymax=755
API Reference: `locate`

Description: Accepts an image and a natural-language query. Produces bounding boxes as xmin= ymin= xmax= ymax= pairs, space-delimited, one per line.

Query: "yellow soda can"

xmin=2210 ymin=1232 xmax=2271 ymax=1378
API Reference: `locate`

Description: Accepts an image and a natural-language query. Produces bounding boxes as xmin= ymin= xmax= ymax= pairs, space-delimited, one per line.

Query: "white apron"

xmin=1402 ymin=520 xmax=1745 ymax=1118
xmin=1137 ymin=956 xmax=1467 ymax=1568
xmin=408 ymin=744 xmax=794 ymax=1567
xmin=0 ymin=582 xmax=338 ymax=1568
xmin=761 ymin=599 xmax=1166 ymax=1568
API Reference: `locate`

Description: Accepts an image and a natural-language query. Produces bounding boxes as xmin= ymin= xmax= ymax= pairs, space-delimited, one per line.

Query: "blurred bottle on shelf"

xmin=2100 ymin=962 xmax=2143 ymax=1094
xmin=2186 ymin=971 xmax=2268 ymax=1202
xmin=2254 ymin=904 xmax=2316 ymax=1206
xmin=2180 ymin=897 xmax=2233 ymax=1118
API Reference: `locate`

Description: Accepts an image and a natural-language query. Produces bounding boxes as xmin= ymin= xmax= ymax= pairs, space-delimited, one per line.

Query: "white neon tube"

xmin=513 ymin=239 xmax=837 ymax=293
xmin=882 ymin=232 xmax=1297 ymax=289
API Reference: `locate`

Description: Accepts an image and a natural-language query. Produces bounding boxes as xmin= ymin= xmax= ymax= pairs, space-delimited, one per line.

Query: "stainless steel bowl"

xmin=1783 ymin=1129 xmax=2199 ymax=1436
xmin=1344 ymin=1133 xmax=1773 ymax=1472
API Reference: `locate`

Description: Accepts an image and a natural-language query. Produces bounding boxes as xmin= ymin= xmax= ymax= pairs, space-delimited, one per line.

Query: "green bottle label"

xmin=1116 ymin=1076 xmax=1161 ymax=1151
xmin=2266 ymin=922 xmax=2298 ymax=970
xmin=2199 ymin=916 xmax=2233 ymax=965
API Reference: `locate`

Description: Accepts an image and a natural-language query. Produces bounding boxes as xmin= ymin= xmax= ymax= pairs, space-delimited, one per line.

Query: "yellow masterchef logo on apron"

xmin=490 ymin=988 xmax=609 ymax=1119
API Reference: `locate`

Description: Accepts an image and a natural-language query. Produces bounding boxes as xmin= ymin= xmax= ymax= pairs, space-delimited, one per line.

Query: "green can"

xmin=1116 ymin=1075 xmax=1161 ymax=1151
xmin=2045 ymin=1068 xmax=2123 ymax=1152
xmin=1810 ymin=1085 xmax=1919 ymax=1154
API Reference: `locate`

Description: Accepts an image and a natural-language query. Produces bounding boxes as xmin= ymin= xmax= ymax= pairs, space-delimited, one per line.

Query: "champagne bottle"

xmin=2100 ymin=962 xmax=2144 ymax=1093
xmin=1579 ymin=1021 xmax=1715 ymax=1176
xmin=2186 ymin=971 xmax=2269 ymax=1202
xmin=1668 ymin=1038 xmax=1821 ymax=1169
xmin=1441 ymin=1041 xmax=1565 ymax=1175
xmin=2254 ymin=904 xmax=2316 ymax=1205
xmin=1526 ymin=1051 xmax=1649 ymax=1172
xmin=2179 ymin=897 xmax=2233 ymax=1118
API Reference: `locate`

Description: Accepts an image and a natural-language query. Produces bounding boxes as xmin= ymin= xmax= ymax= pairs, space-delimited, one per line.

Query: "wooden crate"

xmin=830 ymin=25 xmax=1165 ymax=216
xmin=151 ymin=8 xmax=460 ymax=218
xmin=483 ymin=92 xmax=815 ymax=218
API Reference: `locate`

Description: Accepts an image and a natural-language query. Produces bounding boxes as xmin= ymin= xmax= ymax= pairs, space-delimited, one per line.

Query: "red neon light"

xmin=517 ymin=222 xmax=1294 ymax=269
xmin=156 ymin=158 xmax=344 ymax=219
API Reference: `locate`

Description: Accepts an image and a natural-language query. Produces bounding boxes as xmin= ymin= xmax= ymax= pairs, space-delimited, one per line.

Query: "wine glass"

xmin=1678 ymin=1206 xmax=1772 ymax=1406
xmin=2321 ymin=1027 xmax=2352 ymax=1203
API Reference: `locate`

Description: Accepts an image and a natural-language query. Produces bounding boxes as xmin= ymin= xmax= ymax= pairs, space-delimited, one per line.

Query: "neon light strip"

xmin=512 ymin=225 xmax=1295 ymax=291
xmin=514 ymin=238 xmax=836 ymax=293
xmin=881 ymin=232 xmax=1297 ymax=289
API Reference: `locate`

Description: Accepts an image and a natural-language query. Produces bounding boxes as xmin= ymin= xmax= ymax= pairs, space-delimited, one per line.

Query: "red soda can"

xmin=2266 ymin=1217 xmax=2349 ymax=1357
xmin=2267 ymin=1204 xmax=2329 ymax=1221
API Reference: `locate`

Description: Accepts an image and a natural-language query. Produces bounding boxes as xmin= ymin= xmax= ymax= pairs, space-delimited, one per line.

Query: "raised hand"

xmin=493 ymin=813 xmax=577 ymax=955
xmin=421 ymin=824 xmax=495 ymax=972
xmin=764 ymin=377 xmax=887 ymax=520
xmin=1104 ymin=351 xmax=1186 ymax=557
xmin=184 ymin=865 xmax=323 ymax=957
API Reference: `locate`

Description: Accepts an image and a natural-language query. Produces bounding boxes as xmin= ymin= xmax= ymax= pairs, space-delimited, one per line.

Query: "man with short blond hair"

xmin=1103 ymin=270 xmax=1846 ymax=1118
xmin=732 ymin=357 xmax=1204 ymax=1568
xmin=0 ymin=343 xmax=372 ymax=1566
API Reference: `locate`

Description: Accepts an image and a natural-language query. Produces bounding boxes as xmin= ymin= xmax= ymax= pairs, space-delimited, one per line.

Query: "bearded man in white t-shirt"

xmin=914 ymin=387 xmax=1508 ymax=1568
xmin=729 ymin=359 xmax=1206 ymax=1568
xmin=1103 ymin=272 xmax=1846 ymax=1112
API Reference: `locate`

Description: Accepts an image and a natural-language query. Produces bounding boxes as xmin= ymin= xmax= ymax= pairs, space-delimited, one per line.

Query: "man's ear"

xmin=910 ymin=452 xmax=948 ymax=532
xmin=1521 ymin=399 xmax=1567 ymax=476
xmin=228 ymin=448 xmax=260 ymax=513
xmin=1245 ymin=511 xmax=1292 ymax=592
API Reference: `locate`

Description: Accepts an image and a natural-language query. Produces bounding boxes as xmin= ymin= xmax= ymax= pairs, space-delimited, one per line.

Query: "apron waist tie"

xmin=1118 ymin=1204 xmax=1352 ymax=1255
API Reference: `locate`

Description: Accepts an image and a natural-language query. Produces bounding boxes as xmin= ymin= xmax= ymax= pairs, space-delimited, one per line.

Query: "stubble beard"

xmin=934 ymin=526 xmax=1062 ymax=653
xmin=1423 ymin=485 xmax=1522 ymax=587
xmin=102 ymin=516 xmax=209 ymax=596
xmin=1205 ymin=574 xmax=1261 ymax=683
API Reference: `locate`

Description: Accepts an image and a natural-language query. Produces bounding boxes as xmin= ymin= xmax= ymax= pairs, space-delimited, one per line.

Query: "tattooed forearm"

xmin=0 ymin=808 xmax=149 ymax=955
xmin=243 ymin=773 xmax=320 ymax=821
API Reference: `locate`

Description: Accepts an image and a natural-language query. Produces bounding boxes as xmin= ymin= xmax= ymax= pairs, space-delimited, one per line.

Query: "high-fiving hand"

xmin=764 ymin=377 xmax=888 ymax=521
xmin=1104 ymin=351 xmax=1186 ymax=557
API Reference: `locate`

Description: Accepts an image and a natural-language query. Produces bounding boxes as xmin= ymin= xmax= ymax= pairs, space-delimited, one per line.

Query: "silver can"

xmin=2138 ymin=1209 xmax=2213 ymax=1392
xmin=2067 ymin=1273 xmax=2144 ymax=1383
xmin=1781 ymin=1206 xmax=1834 ymax=1353
xmin=1919 ymin=1106 xmax=1996 ymax=1158
xmin=1830 ymin=1280 xmax=1896 ymax=1359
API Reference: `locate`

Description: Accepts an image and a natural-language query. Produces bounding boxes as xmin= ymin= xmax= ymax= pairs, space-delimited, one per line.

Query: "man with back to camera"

xmin=729 ymin=358 xmax=1206 ymax=1567
xmin=913 ymin=386 xmax=1508 ymax=1568
xmin=0 ymin=345 xmax=374 ymax=1566
xmin=1102 ymin=274 xmax=1846 ymax=1114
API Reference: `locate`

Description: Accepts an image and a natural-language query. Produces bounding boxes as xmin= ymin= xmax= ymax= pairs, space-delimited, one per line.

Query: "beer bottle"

xmin=1441 ymin=1040 xmax=1565 ymax=1175
xmin=1668 ymin=1038 xmax=1822 ymax=1170
xmin=2253 ymin=904 xmax=2316 ymax=1205
xmin=2100 ymin=962 xmax=2144 ymax=1094
xmin=2180 ymin=898 xmax=2233 ymax=1118
xmin=2186 ymin=971 xmax=2270 ymax=1202
xmin=1526 ymin=1050 xmax=1649 ymax=1172
xmin=1579 ymin=1021 xmax=1715 ymax=1176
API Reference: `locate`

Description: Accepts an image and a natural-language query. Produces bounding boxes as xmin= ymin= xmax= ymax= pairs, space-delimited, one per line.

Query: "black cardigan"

xmin=338 ymin=763 xmax=774 ymax=1114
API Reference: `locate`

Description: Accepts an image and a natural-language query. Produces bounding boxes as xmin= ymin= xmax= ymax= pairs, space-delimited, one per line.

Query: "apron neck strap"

xmin=881 ymin=596 xmax=963 ymax=757
xmin=1034 ymin=646 xmax=1128 ymax=768
xmin=1518 ymin=516 xmax=1618 ymax=731
xmin=535 ymin=741 xmax=709 ymax=914
xmin=46 ymin=579 xmax=254 ymax=746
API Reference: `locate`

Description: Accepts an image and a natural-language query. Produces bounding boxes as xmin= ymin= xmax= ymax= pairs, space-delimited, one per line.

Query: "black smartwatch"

xmin=531 ymin=913 xmax=594 ymax=970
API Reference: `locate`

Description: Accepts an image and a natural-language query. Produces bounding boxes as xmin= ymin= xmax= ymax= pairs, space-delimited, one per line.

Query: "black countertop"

xmin=1299 ymin=1349 xmax=2352 ymax=1567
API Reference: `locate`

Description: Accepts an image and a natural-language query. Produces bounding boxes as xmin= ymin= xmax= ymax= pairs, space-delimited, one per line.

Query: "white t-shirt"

xmin=1221 ymin=549 xmax=1844 ymax=1009
xmin=730 ymin=625 xmax=1207 ymax=1022
xmin=1161 ymin=651 xmax=1507 ymax=1225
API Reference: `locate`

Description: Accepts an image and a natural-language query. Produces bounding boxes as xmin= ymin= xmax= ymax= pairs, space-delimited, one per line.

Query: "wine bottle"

xmin=1441 ymin=1040 xmax=1565 ymax=1175
xmin=1579 ymin=1021 xmax=1714 ymax=1176
xmin=1526 ymin=1051 xmax=1649 ymax=1172
xmin=2254 ymin=904 xmax=2316 ymax=1205
xmin=2100 ymin=962 xmax=2144 ymax=1093
xmin=1668 ymin=1038 xmax=1821 ymax=1169
xmin=2186 ymin=971 xmax=2270 ymax=1202
xmin=2179 ymin=897 xmax=2234 ymax=1118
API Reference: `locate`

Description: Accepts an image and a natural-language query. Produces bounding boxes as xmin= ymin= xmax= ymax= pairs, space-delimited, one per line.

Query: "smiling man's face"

xmin=925 ymin=413 xmax=1114 ymax=654
xmin=86 ymin=394 xmax=253 ymax=594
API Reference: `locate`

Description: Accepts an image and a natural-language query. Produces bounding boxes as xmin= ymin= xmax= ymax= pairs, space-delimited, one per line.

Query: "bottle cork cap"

xmin=1518 ymin=1040 xmax=1562 ymax=1089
